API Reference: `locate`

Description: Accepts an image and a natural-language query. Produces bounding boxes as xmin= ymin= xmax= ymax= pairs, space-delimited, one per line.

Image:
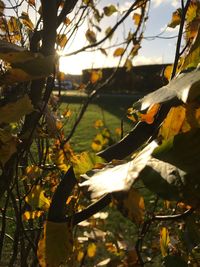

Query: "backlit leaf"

xmin=136 ymin=68 xmax=200 ymax=111
xmin=37 ymin=221 xmax=73 ymax=267
xmin=86 ymin=29 xmax=96 ymax=44
xmin=23 ymin=210 xmax=43 ymax=221
xmin=90 ymin=70 xmax=102 ymax=84
xmin=113 ymin=47 xmax=125 ymax=57
xmin=163 ymin=65 xmax=173 ymax=81
xmin=133 ymin=13 xmax=141 ymax=26
xmin=0 ymin=129 xmax=18 ymax=166
xmin=160 ymin=227 xmax=170 ymax=257
xmin=124 ymin=58 xmax=133 ymax=71
xmin=0 ymin=94 xmax=34 ymax=124
xmin=186 ymin=1 xmax=197 ymax=24
xmin=87 ymin=243 xmax=96 ymax=257
xmin=7 ymin=16 xmax=20 ymax=33
xmin=25 ymin=185 xmax=50 ymax=210
xmin=168 ymin=9 xmax=181 ymax=28
xmin=159 ymin=106 xmax=186 ymax=140
xmin=103 ymin=5 xmax=117 ymax=16
xmin=80 ymin=141 xmax=158 ymax=198
xmin=140 ymin=103 xmax=160 ymax=124
xmin=20 ymin=11 xmax=34 ymax=30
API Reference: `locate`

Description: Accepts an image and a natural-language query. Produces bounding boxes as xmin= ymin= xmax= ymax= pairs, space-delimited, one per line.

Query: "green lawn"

xmin=60 ymin=94 xmax=138 ymax=152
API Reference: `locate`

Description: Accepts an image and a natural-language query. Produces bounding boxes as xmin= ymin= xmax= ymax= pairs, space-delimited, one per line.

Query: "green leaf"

xmin=71 ymin=152 xmax=105 ymax=178
xmin=163 ymin=255 xmax=187 ymax=267
xmin=103 ymin=5 xmax=117 ymax=16
xmin=153 ymin=128 xmax=200 ymax=173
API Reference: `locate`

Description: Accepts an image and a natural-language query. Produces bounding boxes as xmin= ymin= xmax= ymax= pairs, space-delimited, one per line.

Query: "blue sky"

xmin=60 ymin=0 xmax=181 ymax=74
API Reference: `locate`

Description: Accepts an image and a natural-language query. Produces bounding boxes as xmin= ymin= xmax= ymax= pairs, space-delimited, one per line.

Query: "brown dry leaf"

xmin=28 ymin=0 xmax=35 ymax=6
xmin=37 ymin=221 xmax=73 ymax=267
xmin=113 ymin=47 xmax=125 ymax=57
xmin=0 ymin=94 xmax=33 ymax=124
xmin=133 ymin=13 xmax=141 ymax=26
xmin=159 ymin=106 xmax=186 ymax=140
xmin=56 ymin=34 xmax=68 ymax=48
xmin=0 ymin=0 xmax=5 ymax=14
xmin=168 ymin=9 xmax=181 ymax=28
xmin=86 ymin=29 xmax=96 ymax=44
xmin=0 ymin=129 xmax=18 ymax=166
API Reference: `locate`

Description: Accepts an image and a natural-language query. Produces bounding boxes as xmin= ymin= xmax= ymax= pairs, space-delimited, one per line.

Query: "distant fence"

xmin=82 ymin=64 xmax=169 ymax=94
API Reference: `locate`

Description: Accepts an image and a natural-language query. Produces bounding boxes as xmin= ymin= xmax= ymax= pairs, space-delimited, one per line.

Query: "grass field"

xmin=60 ymin=93 xmax=139 ymax=152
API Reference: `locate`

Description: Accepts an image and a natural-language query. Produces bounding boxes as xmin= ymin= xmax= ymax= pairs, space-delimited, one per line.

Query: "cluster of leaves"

xmin=0 ymin=0 xmax=200 ymax=267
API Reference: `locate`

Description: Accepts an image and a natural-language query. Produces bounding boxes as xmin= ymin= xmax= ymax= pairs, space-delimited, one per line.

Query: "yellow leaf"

xmin=168 ymin=9 xmax=181 ymax=28
xmin=87 ymin=243 xmax=96 ymax=258
xmin=20 ymin=11 xmax=34 ymax=30
xmin=37 ymin=221 xmax=73 ymax=267
xmin=130 ymin=44 xmax=141 ymax=58
xmin=0 ymin=129 xmax=18 ymax=166
xmin=116 ymin=188 xmax=145 ymax=225
xmin=0 ymin=94 xmax=34 ymax=124
xmin=94 ymin=119 xmax=104 ymax=128
xmin=133 ymin=13 xmax=141 ymax=26
xmin=159 ymin=106 xmax=186 ymax=140
xmin=124 ymin=58 xmax=133 ymax=71
xmin=23 ymin=210 xmax=43 ymax=221
xmin=103 ymin=5 xmax=117 ymax=16
xmin=86 ymin=29 xmax=96 ymax=44
xmin=25 ymin=185 xmax=50 ymax=211
xmin=113 ymin=47 xmax=125 ymax=57
xmin=186 ymin=1 xmax=198 ymax=24
xmin=163 ymin=65 xmax=173 ymax=81
xmin=90 ymin=70 xmax=102 ymax=84
xmin=7 ymin=16 xmax=20 ymax=33
xmin=140 ymin=103 xmax=160 ymax=124
xmin=160 ymin=227 xmax=170 ymax=257
xmin=77 ymin=251 xmax=84 ymax=262
xmin=71 ymin=151 xmax=105 ymax=178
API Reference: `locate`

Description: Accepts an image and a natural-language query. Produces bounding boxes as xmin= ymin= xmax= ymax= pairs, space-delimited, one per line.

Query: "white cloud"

xmin=152 ymin=0 xmax=179 ymax=8
xmin=133 ymin=55 xmax=163 ymax=65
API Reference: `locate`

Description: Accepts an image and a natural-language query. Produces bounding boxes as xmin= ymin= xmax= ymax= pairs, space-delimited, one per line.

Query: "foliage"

xmin=0 ymin=0 xmax=200 ymax=266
